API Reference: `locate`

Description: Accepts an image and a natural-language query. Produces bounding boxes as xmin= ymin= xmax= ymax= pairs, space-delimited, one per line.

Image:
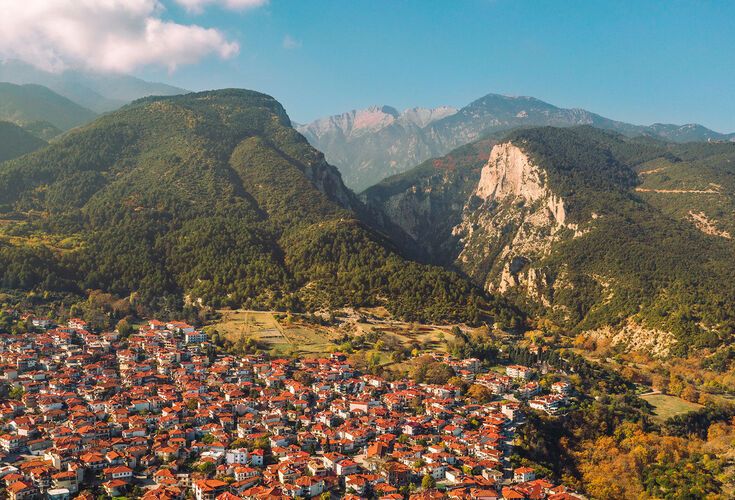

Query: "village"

xmin=0 ymin=313 xmax=586 ymax=500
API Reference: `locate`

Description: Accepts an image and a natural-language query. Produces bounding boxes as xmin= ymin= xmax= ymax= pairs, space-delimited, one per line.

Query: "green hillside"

xmin=0 ymin=89 xmax=519 ymax=326
xmin=0 ymin=121 xmax=46 ymax=162
xmin=364 ymin=127 xmax=735 ymax=353
xmin=512 ymin=128 xmax=735 ymax=349
xmin=0 ymin=82 xmax=97 ymax=134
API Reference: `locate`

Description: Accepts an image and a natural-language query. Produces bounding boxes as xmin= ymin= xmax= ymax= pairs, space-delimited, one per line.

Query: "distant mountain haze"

xmin=0 ymin=82 xmax=97 ymax=134
xmin=299 ymin=93 xmax=735 ymax=191
xmin=0 ymin=60 xmax=187 ymax=113
xmin=297 ymin=105 xmax=458 ymax=190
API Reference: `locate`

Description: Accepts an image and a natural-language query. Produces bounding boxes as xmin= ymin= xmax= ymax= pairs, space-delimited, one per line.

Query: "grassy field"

xmin=213 ymin=309 xmax=337 ymax=357
xmin=640 ymin=393 xmax=703 ymax=422
xmin=216 ymin=310 xmax=288 ymax=345
xmin=212 ymin=307 xmax=474 ymax=358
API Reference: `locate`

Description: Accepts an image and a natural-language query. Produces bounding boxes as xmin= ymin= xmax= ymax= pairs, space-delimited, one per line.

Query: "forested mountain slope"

xmin=0 ymin=89 xmax=519 ymax=326
xmin=0 ymin=121 xmax=46 ymax=162
xmin=0 ymin=82 xmax=97 ymax=135
xmin=364 ymin=127 xmax=735 ymax=354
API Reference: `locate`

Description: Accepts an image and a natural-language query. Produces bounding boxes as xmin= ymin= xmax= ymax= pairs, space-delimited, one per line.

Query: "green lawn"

xmin=640 ymin=393 xmax=703 ymax=422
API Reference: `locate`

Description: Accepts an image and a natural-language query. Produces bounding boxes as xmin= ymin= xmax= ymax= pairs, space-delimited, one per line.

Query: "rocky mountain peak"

xmin=297 ymin=104 xmax=457 ymax=141
xmin=476 ymin=142 xmax=568 ymax=226
xmin=452 ymin=141 xmax=577 ymax=296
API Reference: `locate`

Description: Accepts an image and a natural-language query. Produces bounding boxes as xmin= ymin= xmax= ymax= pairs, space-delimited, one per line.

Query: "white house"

xmin=225 ymin=448 xmax=249 ymax=465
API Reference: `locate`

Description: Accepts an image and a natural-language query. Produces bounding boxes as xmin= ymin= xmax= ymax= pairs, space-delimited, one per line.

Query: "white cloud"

xmin=175 ymin=0 xmax=268 ymax=14
xmin=282 ymin=34 xmax=302 ymax=50
xmin=0 ymin=0 xmax=245 ymax=73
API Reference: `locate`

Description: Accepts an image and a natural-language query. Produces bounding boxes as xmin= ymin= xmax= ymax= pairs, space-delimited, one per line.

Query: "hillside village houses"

xmin=0 ymin=313 xmax=582 ymax=500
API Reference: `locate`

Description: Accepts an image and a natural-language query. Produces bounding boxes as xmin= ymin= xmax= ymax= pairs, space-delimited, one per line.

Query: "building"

xmin=514 ymin=466 xmax=536 ymax=483
xmin=506 ymin=365 xmax=532 ymax=379
xmin=193 ymin=479 xmax=228 ymax=500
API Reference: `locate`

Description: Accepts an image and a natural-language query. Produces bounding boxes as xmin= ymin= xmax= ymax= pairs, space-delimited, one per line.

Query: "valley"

xmin=1 ymin=2 xmax=735 ymax=498
xmin=0 ymin=88 xmax=734 ymax=500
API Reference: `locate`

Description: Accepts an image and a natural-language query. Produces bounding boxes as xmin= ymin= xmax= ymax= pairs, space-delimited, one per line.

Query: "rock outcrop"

xmin=452 ymin=142 xmax=581 ymax=296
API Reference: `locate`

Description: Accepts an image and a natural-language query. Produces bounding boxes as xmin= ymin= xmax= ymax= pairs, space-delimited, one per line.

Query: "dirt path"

xmin=636 ymin=187 xmax=720 ymax=194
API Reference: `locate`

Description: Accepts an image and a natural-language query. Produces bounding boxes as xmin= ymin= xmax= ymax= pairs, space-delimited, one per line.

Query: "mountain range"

xmin=1 ymin=87 xmax=735 ymax=355
xmin=299 ymin=93 xmax=735 ymax=191
xmin=0 ymin=89 xmax=517 ymax=327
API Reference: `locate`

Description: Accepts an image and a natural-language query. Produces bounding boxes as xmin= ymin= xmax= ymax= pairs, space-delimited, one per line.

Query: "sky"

xmin=1 ymin=0 xmax=734 ymax=131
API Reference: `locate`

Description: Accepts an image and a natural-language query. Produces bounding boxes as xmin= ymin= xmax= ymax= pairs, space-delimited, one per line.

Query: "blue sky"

xmin=138 ymin=0 xmax=735 ymax=131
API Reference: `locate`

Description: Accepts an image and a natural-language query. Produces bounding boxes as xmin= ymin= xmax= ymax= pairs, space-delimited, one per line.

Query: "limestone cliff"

xmin=452 ymin=142 xmax=583 ymax=298
xmin=363 ymin=126 xmax=735 ymax=353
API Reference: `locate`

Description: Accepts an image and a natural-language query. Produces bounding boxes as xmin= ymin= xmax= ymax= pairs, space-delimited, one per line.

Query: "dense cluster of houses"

xmin=0 ymin=315 xmax=582 ymax=500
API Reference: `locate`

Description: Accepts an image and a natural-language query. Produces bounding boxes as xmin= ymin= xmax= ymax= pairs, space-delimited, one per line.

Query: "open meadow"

xmin=640 ymin=393 xmax=703 ymax=422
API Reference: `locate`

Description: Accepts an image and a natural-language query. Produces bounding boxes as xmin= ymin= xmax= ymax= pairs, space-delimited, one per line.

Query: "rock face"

xmin=364 ymin=126 xmax=735 ymax=353
xmin=364 ymin=138 xmax=585 ymax=300
xmin=587 ymin=320 xmax=678 ymax=357
xmin=452 ymin=142 xmax=580 ymax=297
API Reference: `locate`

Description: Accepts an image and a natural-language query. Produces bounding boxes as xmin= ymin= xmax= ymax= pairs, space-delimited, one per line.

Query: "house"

xmin=336 ymin=459 xmax=359 ymax=476
xmin=47 ymin=488 xmax=70 ymax=500
xmin=250 ymin=449 xmax=265 ymax=466
xmin=382 ymin=462 xmax=411 ymax=486
xmin=193 ymin=479 xmax=228 ymax=500
xmin=153 ymin=468 xmax=177 ymax=485
xmin=293 ymin=476 xmax=325 ymax=497
xmin=68 ymin=319 xmax=88 ymax=330
xmin=506 ymin=365 xmax=532 ymax=379
xmin=514 ymin=466 xmax=536 ymax=483
xmin=501 ymin=402 xmax=522 ymax=422
xmin=7 ymin=481 xmax=37 ymax=500
xmin=444 ymin=467 xmax=463 ymax=484
xmin=185 ymin=332 xmax=208 ymax=344
xmin=225 ymin=448 xmax=249 ymax=465
xmin=0 ymin=433 xmax=22 ymax=453
xmin=80 ymin=452 xmax=107 ymax=471
xmin=167 ymin=322 xmax=195 ymax=334
xmin=52 ymin=471 xmax=78 ymax=493
xmin=529 ymin=394 xmax=566 ymax=415
xmin=551 ymin=381 xmax=572 ymax=395
xmin=517 ymin=382 xmax=541 ymax=399
xmin=469 ymin=488 xmax=499 ymax=500
xmin=103 ymin=465 xmax=133 ymax=481
xmin=103 ymin=479 xmax=129 ymax=497
xmin=32 ymin=318 xmax=53 ymax=329
xmin=233 ymin=466 xmax=259 ymax=482
xmin=501 ymin=486 xmax=527 ymax=499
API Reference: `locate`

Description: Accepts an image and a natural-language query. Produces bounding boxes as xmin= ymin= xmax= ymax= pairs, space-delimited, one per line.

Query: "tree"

xmin=116 ymin=319 xmax=134 ymax=337
xmin=466 ymin=384 xmax=493 ymax=403
xmin=421 ymin=474 xmax=436 ymax=490
xmin=8 ymin=385 xmax=24 ymax=400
